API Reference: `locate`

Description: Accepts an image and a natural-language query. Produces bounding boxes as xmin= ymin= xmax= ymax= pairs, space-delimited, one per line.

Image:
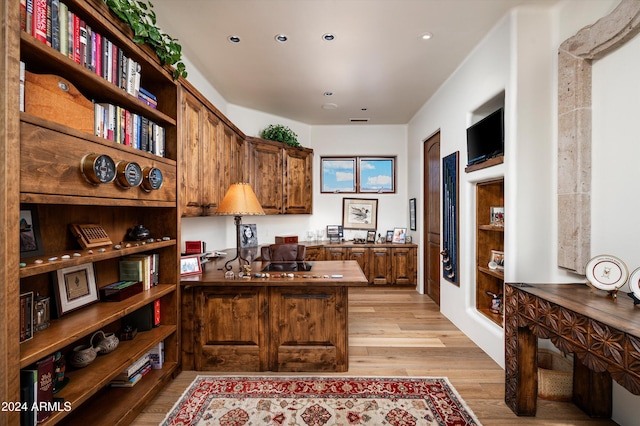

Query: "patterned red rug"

xmin=162 ymin=376 xmax=481 ymax=426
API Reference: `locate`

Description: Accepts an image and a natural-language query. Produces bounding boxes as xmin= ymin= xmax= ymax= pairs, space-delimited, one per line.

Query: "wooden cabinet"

xmin=315 ymin=242 xmax=417 ymax=286
xmin=475 ymin=178 xmax=505 ymax=326
xmin=179 ymin=82 xmax=245 ymax=217
xmin=9 ymin=1 xmax=180 ymax=424
xmin=305 ymin=245 xmax=325 ymax=261
xmin=246 ymin=137 xmax=313 ymax=215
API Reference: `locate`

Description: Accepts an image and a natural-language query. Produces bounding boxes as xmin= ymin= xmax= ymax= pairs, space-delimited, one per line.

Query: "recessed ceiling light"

xmin=322 ymin=103 xmax=338 ymax=110
xmin=275 ymin=34 xmax=288 ymax=43
xmin=418 ymin=32 xmax=433 ymax=40
xmin=322 ymin=33 xmax=335 ymax=41
xmin=228 ymin=35 xmax=241 ymax=43
xmin=324 ymin=91 xmax=333 ymax=96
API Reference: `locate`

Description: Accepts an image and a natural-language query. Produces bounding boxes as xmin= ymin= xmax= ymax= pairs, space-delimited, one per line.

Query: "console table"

xmin=505 ymin=283 xmax=640 ymax=418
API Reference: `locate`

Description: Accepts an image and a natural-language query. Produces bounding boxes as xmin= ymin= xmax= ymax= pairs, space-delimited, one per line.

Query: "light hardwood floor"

xmin=132 ymin=288 xmax=618 ymax=425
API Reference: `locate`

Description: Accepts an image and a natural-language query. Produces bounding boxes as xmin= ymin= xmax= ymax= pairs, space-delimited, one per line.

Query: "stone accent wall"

xmin=557 ymin=0 xmax=640 ymax=273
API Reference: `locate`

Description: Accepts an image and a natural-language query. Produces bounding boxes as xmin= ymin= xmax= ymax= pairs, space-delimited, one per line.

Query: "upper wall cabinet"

xmin=179 ymin=82 xmax=245 ymax=217
xmin=246 ymin=137 xmax=313 ymax=215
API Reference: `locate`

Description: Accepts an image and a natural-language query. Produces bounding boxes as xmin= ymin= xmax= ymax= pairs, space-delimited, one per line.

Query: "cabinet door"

xmin=347 ymin=247 xmax=370 ymax=281
xmin=324 ymin=247 xmax=346 ymax=261
xmin=219 ymin=124 xmax=245 ymax=193
xmin=269 ymin=287 xmax=348 ymax=372
xmin=370 ymin=247 xmax=391 ymax=284
xmin=248 ymin=141 xmax=283 ymax=214
xmin=305 ymin=246 xmax=325 ymax=261
xmin=180 ymin=91 xmax=204 ymax=217
xmin=283 ymin=147 xmax=313 ymax=214
xmin=391 ymin=247 xmax=416 ymax=285
xmin=200 ymin=109 xmax=221 ymax=215
xmin=195 ymin=287 xmax=267 ymax=371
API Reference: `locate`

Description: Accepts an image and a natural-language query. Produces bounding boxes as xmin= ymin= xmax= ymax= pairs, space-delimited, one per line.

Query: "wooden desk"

xmin=505 ymin=283 xmax=640 ymax=418
xmin=181 ymin=260 xmax=368 ymax=372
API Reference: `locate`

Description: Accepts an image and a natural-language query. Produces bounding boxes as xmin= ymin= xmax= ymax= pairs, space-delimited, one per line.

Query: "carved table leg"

xmin=573 ymin=360 xmax=612 ymax=418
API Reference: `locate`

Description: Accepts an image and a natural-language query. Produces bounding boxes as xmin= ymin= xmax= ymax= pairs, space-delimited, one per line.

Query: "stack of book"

xmin=119 ymin=254 xmax=159 ymax=290
xmin=109 ymin=354 xmax=151 ymax=388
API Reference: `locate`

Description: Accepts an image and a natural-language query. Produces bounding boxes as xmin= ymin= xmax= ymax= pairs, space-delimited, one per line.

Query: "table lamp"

xmin=215 ymin=183 xmax=265 ymax=271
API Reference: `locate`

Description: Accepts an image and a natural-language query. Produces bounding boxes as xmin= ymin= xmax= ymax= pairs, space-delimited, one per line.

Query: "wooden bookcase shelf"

xmin=10 ymin=1 xmax=181 ymax=424
xmin=475 ymin=178 xmax=505 ymax=327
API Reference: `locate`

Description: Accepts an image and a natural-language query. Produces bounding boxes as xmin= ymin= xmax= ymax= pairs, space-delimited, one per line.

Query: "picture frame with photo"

xmin=392 ymin=227 xmax=407 ymax=244
xmin=53 ymin=263 xmax=99 ymax=316
xmin=342 ymin=198 xmax=378 ymax=230
xmin=490 ymin=207 xmax=504 ymax=227
xmin=20 ymin=204 xmax=44 ymax=258
xmin=409 ymin=198 xmax=417 ymax=231
xmin=489 ymin=250 xmax=504 ymax=271
xmin=239 ymin=224 xmax=258 ymax=247
xmin=366 ymin=230 xmax=377 ymax=243
xmin=180 ymin=255 xmax=202 ymax=276
xmin=386 ymin=230 xmax=394 ymax=242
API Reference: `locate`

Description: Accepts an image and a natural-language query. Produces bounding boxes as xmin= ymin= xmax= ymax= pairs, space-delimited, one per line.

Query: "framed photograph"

xmin=409 ymin=198 xmax=417 ymax=231
xmin=180 ymin=255 xmax=202 ymax=276
xmin=359 ymin=157 xmax=395 ymax=193
xmin=489 ymin=250 xmax=504 ymax=271
xmin=321 ymin=157 xmax=356 ymax=193
xmin=342 ymin=198 xmax=378 ymax=230
xmin=490 ymin=206 xmax=504 ymax=227
xmin=20 ymin=292 xmax=34 ymax=343
xmin=239 ymin=224 xmax=258 ymax=247
xmin=392 ymin=227 xmax=407 ymax=244
xmin=20 ymin=204 xmax=44 ymax=258
xmin=366 ymin=230 xmax=377 ymax=243
xmin=386 ymin=230 xmax=394 ymax=242
xmin=53 ymin=263 xmax=99 ymax=316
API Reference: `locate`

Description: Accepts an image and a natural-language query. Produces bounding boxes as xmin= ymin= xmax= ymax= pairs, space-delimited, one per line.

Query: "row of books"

xmin=20 ymin=0 xmax=149 ymax=102
xmin=119 ymin=254 xmax=160 ymax=290
xmin=94 ymin=103 xmax=165 ymax=157
xmin=109 ymin=341 xmax=164 ymax=387
xmin=20 ymin=355 xmax=56 ymax=425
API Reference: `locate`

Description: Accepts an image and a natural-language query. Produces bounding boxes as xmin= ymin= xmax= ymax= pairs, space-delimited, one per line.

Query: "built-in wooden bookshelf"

xmin=8 ymin=0 xmax=181 ymax=424
xmin=475 ymin=178 xmax=504 ymax=326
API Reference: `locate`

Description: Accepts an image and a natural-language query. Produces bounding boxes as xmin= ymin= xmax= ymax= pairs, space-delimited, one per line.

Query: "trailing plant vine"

xmin=260 ymin=124 xmax=301 ymax=147
xmin=104 ymin=0 xmax=187 ymax=79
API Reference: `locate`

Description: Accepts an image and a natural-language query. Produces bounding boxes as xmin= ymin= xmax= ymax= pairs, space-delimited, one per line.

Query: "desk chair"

xmin=261 ymin=243 xmax=306 ymax=261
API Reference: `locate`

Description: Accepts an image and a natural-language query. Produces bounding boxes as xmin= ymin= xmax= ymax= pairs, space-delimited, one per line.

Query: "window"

xmin=321 ymin=156 xmax=396 ymax=193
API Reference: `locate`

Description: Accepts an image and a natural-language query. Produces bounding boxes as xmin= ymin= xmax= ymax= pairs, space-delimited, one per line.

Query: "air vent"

xmin=350 ymin=118 xmax=369 ymax=123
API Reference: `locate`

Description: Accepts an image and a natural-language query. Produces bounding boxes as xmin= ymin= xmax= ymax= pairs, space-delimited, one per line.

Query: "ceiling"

xmin=151 ymin=0 xmax=558 ymax=125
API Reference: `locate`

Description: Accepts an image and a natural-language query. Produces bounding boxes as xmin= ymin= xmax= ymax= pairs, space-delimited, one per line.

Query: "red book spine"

xmin=36 ymin=355 xmax=55 ymax=423
xmin=95 ymin=32 xmax=102 ymax=77
xmin=153 ymin=299 xmax=160 ymax=327
xmin=111 ymin=44 xmax=118 ymax=86
xmin=72 ymin=13 xmax=80 ymax=64
xmin=124 ymin=109 xmax=131 ymax=146
xmin=32 ymin=0 xmax=47 ymax=44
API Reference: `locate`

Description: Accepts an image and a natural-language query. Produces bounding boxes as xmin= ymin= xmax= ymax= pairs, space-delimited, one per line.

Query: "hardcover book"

xmin=35 ymin=355 xmax=55 ymax=423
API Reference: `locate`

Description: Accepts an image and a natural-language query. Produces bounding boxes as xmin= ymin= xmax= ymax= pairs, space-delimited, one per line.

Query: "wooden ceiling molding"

xmin=557 ymin=0 xmax=640 ymax=273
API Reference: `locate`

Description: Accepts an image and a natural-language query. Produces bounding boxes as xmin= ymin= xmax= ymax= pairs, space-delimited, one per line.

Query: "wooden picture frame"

xmin=20 ymin=204 xmax=44 ymax=258
xmin=53 ymin=263 xmax=99 ymax=316
xmin=392 ymin=228 xmax=407 ymax=244
xmin=342 ymin=198 xmax=378 ymax=230
xmin=180 ymin=255 xmax=202 ymax=276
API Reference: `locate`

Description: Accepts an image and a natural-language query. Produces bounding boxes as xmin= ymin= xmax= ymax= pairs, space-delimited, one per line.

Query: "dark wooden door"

xmin=424 ymin=133 xmax=441 ymax=304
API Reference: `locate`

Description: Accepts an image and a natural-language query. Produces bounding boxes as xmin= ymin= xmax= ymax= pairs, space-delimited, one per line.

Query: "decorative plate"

xmin=628 ymin=267 xmax=640 ymax=301
xmin=585 ymin=255 xmax=629 ymax=291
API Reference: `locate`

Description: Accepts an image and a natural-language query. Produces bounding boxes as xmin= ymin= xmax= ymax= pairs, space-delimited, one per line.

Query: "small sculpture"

xmin=485 ymin=291 xmax=503 ymax=314
xmin=127 ymin=225 xmax=151 ymax=241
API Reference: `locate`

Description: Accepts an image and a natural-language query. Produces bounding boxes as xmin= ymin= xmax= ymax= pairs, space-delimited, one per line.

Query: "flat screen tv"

xmin=466 ymin=108 xmax=504 ymax=166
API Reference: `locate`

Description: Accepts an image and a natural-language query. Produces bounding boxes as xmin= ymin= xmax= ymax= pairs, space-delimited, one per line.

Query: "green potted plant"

xmin=260 ymin=124 xmax=301 ymax=148
xmin=104 ymin=0 xmax=187 ymax=79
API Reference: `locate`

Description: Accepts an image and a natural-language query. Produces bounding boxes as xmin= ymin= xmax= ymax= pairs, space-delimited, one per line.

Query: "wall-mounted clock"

xmin=80 ymin=153 xmax=116 ymax=184
xmin=116 ymin=160 xmax=143 ymax=188
xmin=141 ymin=166 xmax=164 ymax=192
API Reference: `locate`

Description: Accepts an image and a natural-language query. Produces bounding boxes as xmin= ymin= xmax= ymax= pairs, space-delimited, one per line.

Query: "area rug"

xmin=161 ymin=376 xmax=481 ymax=426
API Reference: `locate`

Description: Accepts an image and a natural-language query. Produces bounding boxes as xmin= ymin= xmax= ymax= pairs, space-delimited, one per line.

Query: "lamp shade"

xmin=215 ymin=183 xmax=265 ymax=216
